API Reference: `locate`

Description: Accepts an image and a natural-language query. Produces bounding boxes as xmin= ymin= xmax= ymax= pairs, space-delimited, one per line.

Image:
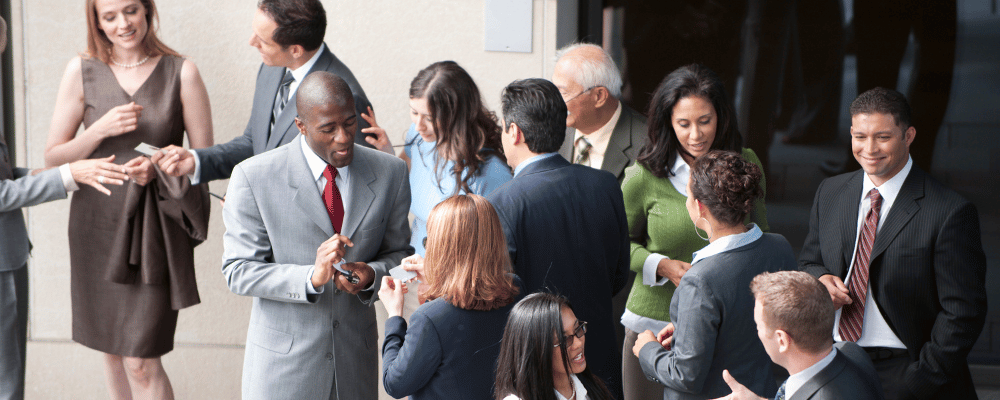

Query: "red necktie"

xmin=839 ymin=188 xmax=883 ymax=342
xmin=322 ymin=165 xmax=344 ymax=233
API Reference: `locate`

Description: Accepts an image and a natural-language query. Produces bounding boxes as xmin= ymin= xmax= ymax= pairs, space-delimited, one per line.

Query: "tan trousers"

xmin=622 ymin=328 xmax=666 ymax=400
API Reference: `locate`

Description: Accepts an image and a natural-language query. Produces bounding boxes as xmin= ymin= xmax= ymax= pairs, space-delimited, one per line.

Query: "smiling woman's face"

xmin=671 ymin=95 xmax=717 ymax=164
xmin=95 ymin=0 xmax=148 ymax=53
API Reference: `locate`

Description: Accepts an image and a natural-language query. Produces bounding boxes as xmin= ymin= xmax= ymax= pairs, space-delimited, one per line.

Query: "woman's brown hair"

xmin=85 ymin=0 xmax=180 ymax=63
xmin=420 ymin=194 xmax=518 ymax=311
xmin=689 ymin=150 xmax=763 ymax=227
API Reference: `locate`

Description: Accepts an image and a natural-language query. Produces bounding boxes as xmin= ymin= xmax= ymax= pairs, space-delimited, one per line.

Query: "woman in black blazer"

xmin=378 ymin=194 xmax=521 ymax=400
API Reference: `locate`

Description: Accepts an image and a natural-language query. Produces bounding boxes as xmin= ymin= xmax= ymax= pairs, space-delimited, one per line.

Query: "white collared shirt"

xmin=690 ymin=223 xmax=763 ymax=265
xmin=785 ymin=348 xmax=838 ymax=399
xmin=501 ymin=374 xmax=590 ymax=400
xmin=832 ymin=157 xmax=912 ymax=349
xmin=573 ymin=102 xmax=622 ymax=170
xmin=188 ymin=44 xmax=327 ymax=185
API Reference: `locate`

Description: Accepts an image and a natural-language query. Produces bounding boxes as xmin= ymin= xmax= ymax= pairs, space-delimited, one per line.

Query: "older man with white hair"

xmin=552 ymin=43 xmax=647 ymax=181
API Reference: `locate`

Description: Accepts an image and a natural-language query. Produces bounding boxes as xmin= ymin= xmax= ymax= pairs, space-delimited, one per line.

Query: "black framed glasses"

xmin=553 ymin=321 xmax=587 ymax=347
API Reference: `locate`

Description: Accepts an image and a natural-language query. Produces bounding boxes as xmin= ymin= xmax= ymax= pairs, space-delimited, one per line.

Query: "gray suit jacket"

xmin=222 ymin=137 xmax=412 ymax=400
xmin=0 ymin=144 xmax=67 ymax=272
xmin=197 ymin=45 xmax=373 ymax=183
xmin=558 ymin=103 xmax=647 ymax=181
xmin=639 ymin=233 xmax=796 ymax=400
xmin=789 ymin=342 xmax=885 ymax=400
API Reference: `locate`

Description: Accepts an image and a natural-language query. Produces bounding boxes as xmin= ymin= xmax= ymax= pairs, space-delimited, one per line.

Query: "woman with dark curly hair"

xmin=630 ymin=150 xmax=796 ymax=399
xmin=618 ymin=64 xmax=769 ymax=400
xmin=495 ymin=293 xmax=615 ymax=400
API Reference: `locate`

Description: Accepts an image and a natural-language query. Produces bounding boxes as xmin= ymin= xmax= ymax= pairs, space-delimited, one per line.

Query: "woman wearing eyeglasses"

xmin=495 ymin=293 xmax=615 ymax=400
xmin=377 ymin=194 xmax=521 ymax=400
xmin=630 ymin=150 xmax=796 ymax=399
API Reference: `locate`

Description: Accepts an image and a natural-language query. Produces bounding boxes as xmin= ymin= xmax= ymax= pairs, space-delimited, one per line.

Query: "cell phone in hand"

xmin=334 ymin=260 xmax=360 ymax=285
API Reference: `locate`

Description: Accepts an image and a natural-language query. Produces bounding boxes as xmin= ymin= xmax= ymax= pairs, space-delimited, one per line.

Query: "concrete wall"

xmin=9 ymin=0 xmax=560 ymax=397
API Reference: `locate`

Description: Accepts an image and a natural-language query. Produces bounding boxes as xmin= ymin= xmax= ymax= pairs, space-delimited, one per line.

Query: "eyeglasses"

xmin=561 ymin=87 xmax=596 ymax=103
xmin=553 ymin=321 xmax=587 ymax=347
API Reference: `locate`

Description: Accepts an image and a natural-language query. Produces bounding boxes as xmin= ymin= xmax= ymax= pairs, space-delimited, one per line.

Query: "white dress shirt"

xmin=189 ymin=44 xmax=328 ymax=185
xmin=573 ymin=102 xmax=622 ymax=170
xmin=785 ymin=348 xmax=838 ymax=399
xmin=831 ymin=157 xmax=913 ymax=349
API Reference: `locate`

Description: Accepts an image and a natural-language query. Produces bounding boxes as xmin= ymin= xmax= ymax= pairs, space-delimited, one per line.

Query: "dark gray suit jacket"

xmin=800 ymin=166 xmax=986 ymax=399
xmin=788 ymin=342 xmax=884 ymax=400
xmin=197 ymin=45 xmax=372 ymax=183
xmin=559 ymin=103 xmax=647 ymax=181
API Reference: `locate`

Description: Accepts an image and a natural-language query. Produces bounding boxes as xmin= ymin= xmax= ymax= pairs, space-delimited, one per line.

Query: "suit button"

xmin=333 ymin=320 xmax=340 ymax=328
xmin=326 ymin=353 xmax=334 ymax=360
xmin=334 ymin=289 xmax=341 ymax=294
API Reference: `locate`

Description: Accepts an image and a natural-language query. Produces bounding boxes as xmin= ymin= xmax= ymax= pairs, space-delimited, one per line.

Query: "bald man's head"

xmin=295 ymin=72 xmax=358 ymax=168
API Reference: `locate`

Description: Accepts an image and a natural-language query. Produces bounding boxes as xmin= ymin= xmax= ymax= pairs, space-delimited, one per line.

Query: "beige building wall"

xmin=8 ymin=0 xmax=561 ymax=398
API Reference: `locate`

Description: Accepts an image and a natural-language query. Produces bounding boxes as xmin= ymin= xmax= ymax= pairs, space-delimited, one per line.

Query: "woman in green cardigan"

xmin=619 ymin=64 xmax=769 ymax=400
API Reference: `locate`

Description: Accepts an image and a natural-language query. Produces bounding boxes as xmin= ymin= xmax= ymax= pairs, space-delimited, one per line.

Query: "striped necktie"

xmin=574 ymin=136 xmax=592 ymax=165
xmin=270 ymin=70 xmax=295 ymax=134
xmin=839 ymin=188 xmax=883 ymax=342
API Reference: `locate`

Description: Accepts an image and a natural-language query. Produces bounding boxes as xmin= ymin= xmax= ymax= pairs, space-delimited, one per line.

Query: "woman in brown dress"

xmin=42 ymin=0 xmax=212 ymax=398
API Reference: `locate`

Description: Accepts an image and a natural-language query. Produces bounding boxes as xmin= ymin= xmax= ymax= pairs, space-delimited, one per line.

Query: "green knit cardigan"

xmin=620 ymin=148 xmax=769 ymax=322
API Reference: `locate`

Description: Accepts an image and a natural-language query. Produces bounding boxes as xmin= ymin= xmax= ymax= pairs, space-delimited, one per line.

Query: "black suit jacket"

xmin=197 ymin=45 xmax=372 ymax=183
xmin=800 ymin=166 xmax=986 ymax=399
xmin=488 ymin=155 xmax=629 ymax=395
xmin=789 ymin=342 xmax=885 ymax=400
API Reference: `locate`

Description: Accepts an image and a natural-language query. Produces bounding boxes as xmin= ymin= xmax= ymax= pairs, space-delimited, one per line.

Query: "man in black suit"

xmin=799 ymin=87 xmax=986 ymax=399
xmin=716 ymin=271 xmax=884 ymax=400
xmin=488 ymin=78 xmax=629 ymax=398
xmin=154 ymin=0 xmax=373 ymax=183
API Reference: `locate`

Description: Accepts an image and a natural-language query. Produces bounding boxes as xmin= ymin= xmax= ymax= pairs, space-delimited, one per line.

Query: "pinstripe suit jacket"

xmin=800 ymin=166 xmax=986 ymax=399
xmin=222 ymin=137 xmax=412 ymax=400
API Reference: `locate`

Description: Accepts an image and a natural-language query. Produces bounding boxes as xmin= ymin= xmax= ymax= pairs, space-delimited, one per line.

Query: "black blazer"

xmin=488 ymin=154 xmax=629 ymax=395
xmin=197 ymin=45 xmax=373 ymax=183
xmin=789 ymin=342 xmax=885 ymax=400
xmin=800 ymin=166 xmax=986 ymax=399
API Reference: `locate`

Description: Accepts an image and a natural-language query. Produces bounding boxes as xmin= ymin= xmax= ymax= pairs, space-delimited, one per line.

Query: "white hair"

xmin=555 ymin=42 xmax=623 ymax=99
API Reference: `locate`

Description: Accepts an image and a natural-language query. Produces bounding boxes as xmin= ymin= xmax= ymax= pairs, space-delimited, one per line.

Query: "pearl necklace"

xmin=112 ymin=55 xmax=151 ymax=69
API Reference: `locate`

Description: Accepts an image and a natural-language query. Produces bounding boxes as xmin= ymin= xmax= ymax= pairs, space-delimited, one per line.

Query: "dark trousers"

xmin=0 ymin=264 xmax=28 ymax=400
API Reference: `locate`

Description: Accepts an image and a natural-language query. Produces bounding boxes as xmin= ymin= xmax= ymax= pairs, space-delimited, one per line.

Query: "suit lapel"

xmin=288 ymin=137 xmax=335 ymax=237
xmin=265 ymin=48 xmax=337 ymax=150
xmin=257 ymin=66 xmax=285 ymax=152
xmin=836 ymin=172 xmax=864 ymax=274
xmin=789 ymin=353 xmax=848 ymax=400
xmin=341 ymin=147 xmax=375 ymax=239
xmin=601 ymin=106 xmax=633 ymax=177
xmin=870 ymin=167 xmax=923 ymax=260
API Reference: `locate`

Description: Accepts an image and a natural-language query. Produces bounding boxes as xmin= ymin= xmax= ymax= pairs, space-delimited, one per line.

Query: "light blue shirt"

xmin=513 ymin=152 xmax=560 ymax=178
xmin=404 ymin=124 xmax=512 ymax=255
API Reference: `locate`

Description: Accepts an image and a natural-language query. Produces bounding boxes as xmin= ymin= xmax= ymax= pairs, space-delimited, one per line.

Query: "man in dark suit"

xmin=800 ymin=87 xmax=986 ymax=399
xmin=716 ymin=271 xmax=884 ymax=400
xmin=488 ymin=78 xmax=629 ymax=398
xmin=154 ymin=0 xmax=373 ymax=184
xmin=552 ymin=43 xmax=647 ymax=182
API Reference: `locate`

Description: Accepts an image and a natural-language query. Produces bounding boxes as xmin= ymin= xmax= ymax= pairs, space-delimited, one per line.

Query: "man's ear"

xmin=288 ymin=44 xmax=306 ymax=60
xmin=593 ymin=86 xmax=611 ymax=108
xmin=294 ymin=117 xmax=306 ymax=134
xmin=508 ymin=122 xmax=524 ymax=146
xmin=775 ymin=329 xmax=792 ymax=353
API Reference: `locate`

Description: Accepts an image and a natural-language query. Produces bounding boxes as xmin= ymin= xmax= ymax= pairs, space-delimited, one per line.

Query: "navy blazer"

xmin=381 ymin=277 xmax=523 ymax=400
xmin=788 ymin=342 xmax=884 ymax=400
xmin=488 ymin=154 xmax=629 ymax=395
xmin=800 ymin=166 xmax=986 ymax=399
xmin=197 ymin=44 xmax=373 ymax=183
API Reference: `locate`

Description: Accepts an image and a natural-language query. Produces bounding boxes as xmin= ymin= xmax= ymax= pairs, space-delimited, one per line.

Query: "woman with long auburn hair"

xmin=42 ymin=0 xmax=213 ymax=398
xmin=378 ymin=194 xmax=521 ymax=400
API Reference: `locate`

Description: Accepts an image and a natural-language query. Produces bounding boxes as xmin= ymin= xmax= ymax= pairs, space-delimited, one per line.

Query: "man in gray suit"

xmin=221 ymin=72 xmax=411 ymax=400
xmin=154 ymin=0 xmax=373 ymax=184
xmin=0 ymin=17 xmax=129 ymax=400
xmin=553 ymin=43 xmax=647 ymax=181
xmin=716 ymin=271 xmax=883 ymax=400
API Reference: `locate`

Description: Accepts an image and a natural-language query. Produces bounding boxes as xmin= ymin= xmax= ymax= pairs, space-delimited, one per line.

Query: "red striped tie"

xmin=839 ymin=188 xmax=882 ymax=342
xmin=323 ymin=165 xmax=344 ymax=233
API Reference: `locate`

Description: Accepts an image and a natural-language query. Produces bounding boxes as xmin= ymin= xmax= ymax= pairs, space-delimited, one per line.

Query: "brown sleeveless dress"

xmin=69 ymin=55 xmax=195 ymax=358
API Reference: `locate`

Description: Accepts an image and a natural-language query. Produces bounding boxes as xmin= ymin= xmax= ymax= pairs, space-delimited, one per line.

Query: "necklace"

xmin=112 ymin=55 xmax=151 ymax=69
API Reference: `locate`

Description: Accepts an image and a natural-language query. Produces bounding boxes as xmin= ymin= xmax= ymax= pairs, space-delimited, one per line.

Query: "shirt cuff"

xmin=306 ymin=266 xmax=324 ymax=294
xmin=58 ymin=164 xmax=80 ymax=192
xmin=362 ymin=264 xmax=377 ymax=292
xmin=642 ymin=253 xmax=671 ymax=286
xmin=189 ymin=149 xmax=202 ymax=185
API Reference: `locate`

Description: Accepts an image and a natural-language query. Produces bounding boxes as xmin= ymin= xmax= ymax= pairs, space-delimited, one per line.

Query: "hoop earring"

xmin=695 ymin=217 xmax=712 ymax=242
